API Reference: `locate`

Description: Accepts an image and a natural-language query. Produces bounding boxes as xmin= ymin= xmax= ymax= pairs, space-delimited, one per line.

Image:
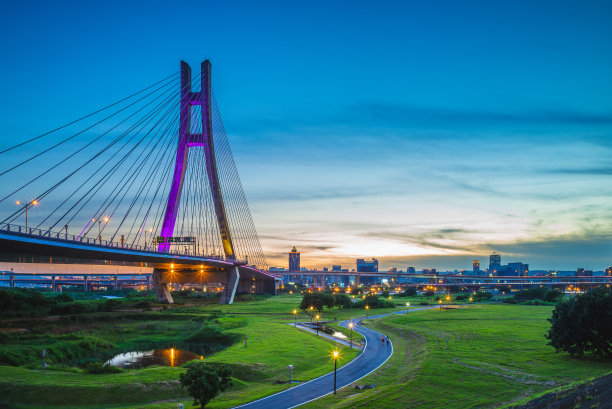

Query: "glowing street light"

xmin=332 ymin=350 xmax=340 ymax=394
xmin=348 ymin=321 xmax=354 ymax=347
xmin=365 ymin=304 xmax=370 ymax=318
xmin=309 ymin=306 xmax=314 ymax=322
xmin=293 ymin=309 xmax=298 ymax=327
xmin=92 ymin=215 xmax=109 ymax=244
xmin=16 ymin=199 xmax=39 ymax=230
xmin=439 ymin=299 xmax=443 ymax=310
xmin=315 ymin=314 xmax=320 ymax=335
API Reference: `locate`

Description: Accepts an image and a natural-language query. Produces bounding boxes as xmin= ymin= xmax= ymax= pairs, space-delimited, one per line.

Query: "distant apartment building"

xmin=332 ymin=265 xmax=342 ymax=271
xmin=389 ymin=267 xmax=397 ymax=273
xmin=507 ymin=262 xmax=529 ymax=276
xmin=489 ymin=253 xmax=501 ymax=274
xmin=288 ymin=247 xmax=300 ymax=272
xmin=407 ymin=266 xmax=416 ymax=274
xmin=606 ymin=266 xmax=612 ymax=276
xmin=473 ymin=260 xmax=480 ymax=274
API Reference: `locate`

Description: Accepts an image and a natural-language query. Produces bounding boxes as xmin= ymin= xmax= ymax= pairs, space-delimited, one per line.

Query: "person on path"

xmin=386 ymin=337 xmax=390 ymax=346
xmin=381 ymin=336 xmax=385 ymax=344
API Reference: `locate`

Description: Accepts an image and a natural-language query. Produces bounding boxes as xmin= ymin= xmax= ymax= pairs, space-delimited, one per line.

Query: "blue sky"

xmin=0 ymin=0 xmax=611 ymax=270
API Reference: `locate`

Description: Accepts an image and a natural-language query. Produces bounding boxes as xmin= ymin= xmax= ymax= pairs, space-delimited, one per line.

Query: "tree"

xmin=498 ymin=285 xmax=511 ymax=295
xmin=402 ymin=287 xmax=417 ymax=297
xmin=546 ymin=287 xmax=612 ymax=357
xmin=334 ymin=293 xmax=352 ymax=309
xmin=180 ymin=362 xmax=233 ymax=408
xmin=299 ymin=292 xmax=335 ymax=312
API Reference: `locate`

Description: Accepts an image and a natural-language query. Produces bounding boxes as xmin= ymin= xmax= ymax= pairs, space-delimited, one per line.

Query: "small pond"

xmin=106 ymin=348 xmax=202 ymax=369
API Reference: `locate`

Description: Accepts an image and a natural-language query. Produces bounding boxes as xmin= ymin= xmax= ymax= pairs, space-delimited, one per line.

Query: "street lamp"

xmin=439 ymin=299 xmax=443 ymax=310
xmin=348 ymin=322 xmax=354 ymax=347
xmin=309 ymin=306 xmax=314 ymax=322
xmin=16 ymin=199 xmax=39 ymax=231
xmin=144 ymin=228 xmax=153 ymax=250
xmin=293 ymin=309 xmax=297 ymax=327
xmin=332 ymin=350 xmax=339 ymax=394
xmin=406 ymin=302 xmax=410 ymax=309
xmin=92 ymin=216 xmax=109 ymax=244
xmin=315 ymin=314 xmax=320 ymax=335
xmin=365 ymin=304 xmax=369 ymax=318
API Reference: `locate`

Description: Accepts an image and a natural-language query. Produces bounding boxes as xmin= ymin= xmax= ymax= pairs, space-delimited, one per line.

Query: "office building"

xmin=473 ymin=260 xmax=480 ymax=274
xmin=489 ymin=253 xmax=501 ymax=275
xmin=288 ymin=247 xmax=300 ymax=272
xmin=407 ymin=266 xmax=415 ymax=274
xmin=357 ymin=258 xmax=379 ymax=285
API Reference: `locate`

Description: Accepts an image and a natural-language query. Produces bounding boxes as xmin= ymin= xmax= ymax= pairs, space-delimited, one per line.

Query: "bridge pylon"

xmin=154 ymin=60 xmax=238 ymax=304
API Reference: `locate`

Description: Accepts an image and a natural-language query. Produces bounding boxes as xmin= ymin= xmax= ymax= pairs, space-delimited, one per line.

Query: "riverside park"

xmin=1 ymin=287 xmax=611 ymax=409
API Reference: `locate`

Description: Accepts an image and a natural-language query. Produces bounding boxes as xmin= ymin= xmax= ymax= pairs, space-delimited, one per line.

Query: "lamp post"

xmin=365 ymin=304 xmax=369 ymax=318
xmin=92 ymin=216 xmax=109 ymax=244
xmin=332 ymin=350 xmax=339 ymax=394
xmin=348 ymin=321 xmax=354 ymax=347
xmin=315 ymin=314 xmax=320 ymax=335
xmin=293 ymin=309 xmax=297 ymax=327
xmin=288 ymin=364 xmax=294 ymax=383
xmin=16 ymin=199 xmax=38 ymax=231
xmin=144 ymin=228 xmax=153 ymax=250
xmin=309 ymin=306 xmax=314 ymax=322
xmin=439 ymin=300 xmax=443 ymax=310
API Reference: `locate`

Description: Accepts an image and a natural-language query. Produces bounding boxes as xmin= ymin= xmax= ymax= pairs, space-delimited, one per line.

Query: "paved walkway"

xmin=233 ymin=306 xmax=437 ymax=409
xmin=288 ymin=322 xmax=363 ymax=349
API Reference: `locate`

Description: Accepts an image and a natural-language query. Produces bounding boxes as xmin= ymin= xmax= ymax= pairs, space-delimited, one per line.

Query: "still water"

xmin=106 ymin=348 xmax=201 ymax=369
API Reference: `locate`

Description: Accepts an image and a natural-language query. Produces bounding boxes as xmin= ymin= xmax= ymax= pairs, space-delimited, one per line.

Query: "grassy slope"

xmin=302 ymin=304 xmax=611 ymax=409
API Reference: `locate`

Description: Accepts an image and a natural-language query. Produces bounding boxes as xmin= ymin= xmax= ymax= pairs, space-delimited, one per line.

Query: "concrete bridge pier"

xmin=83 ymin=275 xmax=88 ymax=292
xmin=51 ymin=276 xmax=56 ymax=292
xmin=220 ymin=266 xmax=240 ymax=304
xmin=113 ymin=276 xmax=119 ymax=291
xmin=9 ymin=274 xmax=14 ymax=288
xmin=152 ymin=268 xmax=174 ymax=304
xmin=146 ymin=275 xmax=151 ymax=291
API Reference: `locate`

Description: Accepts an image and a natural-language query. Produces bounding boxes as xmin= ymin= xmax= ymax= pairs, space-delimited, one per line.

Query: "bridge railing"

xmin=0 ymin=223 xmax=232 ymax=262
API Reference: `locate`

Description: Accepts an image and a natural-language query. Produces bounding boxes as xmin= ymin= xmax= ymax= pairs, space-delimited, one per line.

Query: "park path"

xmin=233 ymin=306 xmax=437 ymax=409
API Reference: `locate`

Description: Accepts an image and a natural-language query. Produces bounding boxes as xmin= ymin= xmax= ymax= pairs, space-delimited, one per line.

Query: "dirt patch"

xmin=508 ymin=373 xmax=612 ymax=409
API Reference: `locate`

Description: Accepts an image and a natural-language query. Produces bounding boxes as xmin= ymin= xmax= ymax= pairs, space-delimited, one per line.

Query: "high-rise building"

xmin=489 ymin=253 xmax=501 ymax=275
xmin=332 ymin=265 xmax=342 ymax=271
xmin=407 ymin=266 xmax=416 ymax=274
xmin=473 ymin=260 xmax=480 ymax=274
xmin=606 ymin=266 xmax=612 ymax=276
xmin=288 ymin=247 xmax=300 ymax=272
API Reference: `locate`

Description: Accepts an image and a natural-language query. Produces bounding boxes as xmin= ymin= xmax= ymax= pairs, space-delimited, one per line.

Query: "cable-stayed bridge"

xmin=0 ymin=60 xmax=275 ymax=304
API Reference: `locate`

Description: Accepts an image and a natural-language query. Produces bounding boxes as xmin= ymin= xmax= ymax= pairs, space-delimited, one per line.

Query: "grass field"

xmin=0 ymin=294 xmax=362 ymax=409
xmin=302 ymin=303 xmax=612 ymax=409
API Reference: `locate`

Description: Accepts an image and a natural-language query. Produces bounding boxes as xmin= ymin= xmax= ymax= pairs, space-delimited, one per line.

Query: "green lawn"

xmin=301 ymin=303 xmax=612 ymax=409
xmin=0 ymin=294 xmax=360 ymax=409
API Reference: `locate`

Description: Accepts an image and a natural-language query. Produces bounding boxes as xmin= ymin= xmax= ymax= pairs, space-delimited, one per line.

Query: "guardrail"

xmin=0 ymin=222 xmax=240 ymax=263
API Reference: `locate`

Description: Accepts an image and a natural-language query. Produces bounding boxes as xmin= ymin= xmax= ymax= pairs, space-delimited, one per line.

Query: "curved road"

xmin=234 ymin=306 xmax=436 ymax=409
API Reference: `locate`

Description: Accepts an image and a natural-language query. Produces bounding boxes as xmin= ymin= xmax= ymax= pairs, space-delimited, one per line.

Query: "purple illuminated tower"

xmin=158 ymin=60 xmax=235 ymax=260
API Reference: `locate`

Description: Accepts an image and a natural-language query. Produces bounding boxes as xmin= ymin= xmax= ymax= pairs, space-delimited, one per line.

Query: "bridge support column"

xmin=153 ymin=268 xmax=174 ymax=304
xmin=10 ymin=274 xmax=14 ymax=288
xmin=52 ymin=276 xmax=56 ymax=292
xmin=321 ymin=275 xmax=325 ymax=289
xmin=146 ymin=275 xmax=151 ymax=291
xmin=83 ymin=275 xmax=88 ymax=292
xmin=113 ymin=276 xmax=118 ymax=291
xmin=220 ymin=266 xmax=240 ymax=305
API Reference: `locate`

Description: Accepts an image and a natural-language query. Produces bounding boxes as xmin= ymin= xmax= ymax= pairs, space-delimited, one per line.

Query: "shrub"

xmin=51 ymin=302 xmax=88 ymax=315
xmin=402 ymin=287 xmax=417 ymax=297
xmin=498 ymin=285 xmax=512 ymax=294
xmin=424 ymin=290 xmax=435 ymax=297
xmin=186 ymin=327 xmax=238 ymax=346
xmin=547 ymin=287 xmax=612 ymax=356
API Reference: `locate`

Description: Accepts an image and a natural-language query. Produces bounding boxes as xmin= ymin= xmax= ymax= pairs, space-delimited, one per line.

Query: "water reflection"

xmin=106 ymin=348 xmax=201 ymax=369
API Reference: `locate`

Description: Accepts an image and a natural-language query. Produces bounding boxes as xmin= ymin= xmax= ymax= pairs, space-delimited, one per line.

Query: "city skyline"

xmin=0 ymin=1 xmax=611 ymax=270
